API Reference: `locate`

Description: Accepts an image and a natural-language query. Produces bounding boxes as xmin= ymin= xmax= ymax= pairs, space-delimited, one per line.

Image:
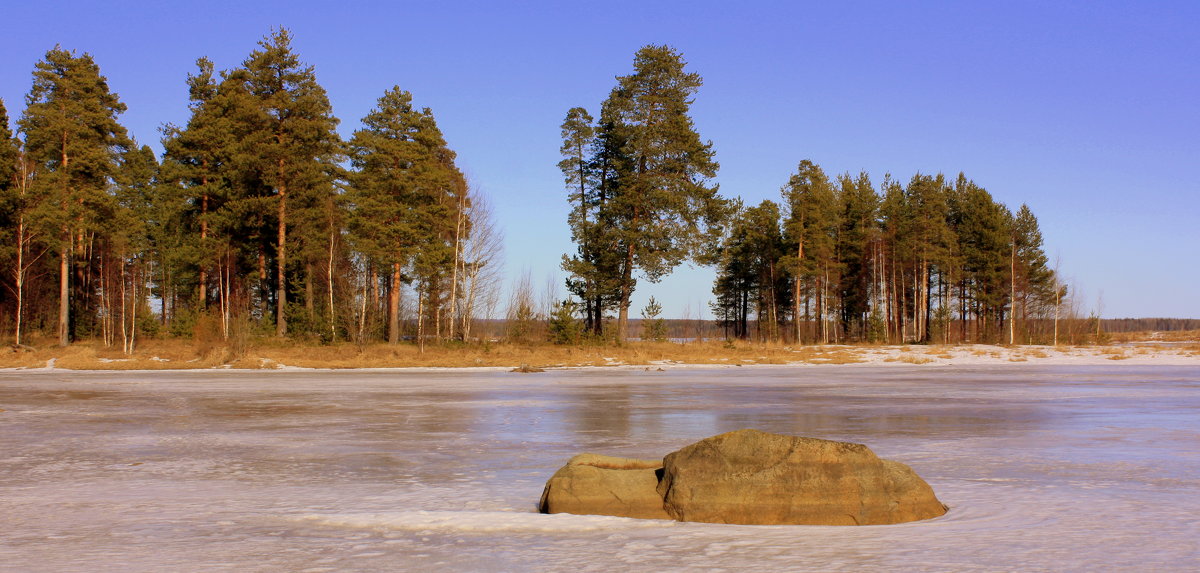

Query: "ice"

xmin=2 ymin=365 xmax=1199 ymax=571
xmin=299 ymin=510 xmax=675 ymax=533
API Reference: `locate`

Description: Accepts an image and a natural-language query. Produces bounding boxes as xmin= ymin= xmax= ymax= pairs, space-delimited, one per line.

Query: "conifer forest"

xmin=1 ymin=31 xmax=1068 ymax=352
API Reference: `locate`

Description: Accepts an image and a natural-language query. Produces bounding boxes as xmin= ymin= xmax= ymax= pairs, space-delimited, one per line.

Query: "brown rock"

xmin=538 ymin=453 xmax=671 ymax=520
xmin=656 ymin=429 xmax=948 ymax=525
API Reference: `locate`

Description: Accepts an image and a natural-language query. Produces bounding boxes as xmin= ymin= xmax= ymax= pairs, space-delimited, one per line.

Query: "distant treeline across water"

xmin=1100 ymin=318 xmax=1200 ymax=333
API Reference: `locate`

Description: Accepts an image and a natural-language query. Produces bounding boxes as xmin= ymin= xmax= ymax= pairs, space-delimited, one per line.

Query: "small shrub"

xmin=547 ymin=299 xmax=582 ymax=345
xmin=641 ymin=297 xmax=667 ymax=342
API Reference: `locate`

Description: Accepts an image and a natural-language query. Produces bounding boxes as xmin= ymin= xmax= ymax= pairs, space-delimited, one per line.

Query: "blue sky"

xmin=3 ymin=1 xmax=1197 ymax=319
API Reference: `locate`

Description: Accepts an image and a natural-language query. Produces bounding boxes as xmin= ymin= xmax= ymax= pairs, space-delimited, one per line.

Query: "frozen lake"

xmin=2 ymin=365 xmax=1198 ymax=571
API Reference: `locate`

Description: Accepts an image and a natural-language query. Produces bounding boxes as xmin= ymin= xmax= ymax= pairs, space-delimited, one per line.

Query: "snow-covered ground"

xmin=825 ymin=343 xmax=1200 ymax=367
xmin=2 ymin=366 xmax=1198 ymax=571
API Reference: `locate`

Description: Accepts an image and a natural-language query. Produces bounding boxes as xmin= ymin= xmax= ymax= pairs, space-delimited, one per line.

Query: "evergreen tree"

xmin=558 ymin=107 xmax=616 ymax=335
xmin=948 ymin=175 xmax=1010 ymax=341
xmin=878 ymin=174 xmax=906 ymax=342
xmin=18 ymin=47 xmax=131 ymax=345
xmin=347 ymin=87 xmax=464 ymax=344
xmin=0 ymin=100 xmax=20 ymax=341
xmin=106 ymin=143 xmax=159 ymax=351
xmin=565 ymin=45 xmax=729 ymax=341
xmin=781 ymin=160 xmax=839 ymax=343
xmin=223 ymin=29 xmax=342 ymax=337
xmin=161 ymin=57 xmax=235 ymax=315
xmin=1010 ymin=203 xmax=1055 ymax=342
xmin=836 ymin=171 xmax=879 ymax=339
xmin=640 ymin=296 xmax=668 ymax=341
xmin=903 ymin=173 xmax=955 ymax=342
xmin=712 ymin=200 xmax=787 ymax=340
xmin=0 ymin=99 xmax=18 ymax=264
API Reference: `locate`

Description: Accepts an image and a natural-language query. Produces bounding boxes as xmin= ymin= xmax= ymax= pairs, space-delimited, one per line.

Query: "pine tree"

xmin=904 ymin=173 xmax=955 ymax=342
xmin=107 ymin=143 xmax=159 ymax=352
xmin=18 ymin=47 xmax=131 ymax=345
xmin=0 ymin=100 xmax=21 ymax=342
xmin=224 ymin=29 xmax=342 ymax=337
xmin=712 ymin=200 xmax=787 ymax=340
xmin=781 ymin=160 xmax=839 ymax=343
xmin=558 ymin=107 xmax=604 ymax=334
xmin=836 ymin=171 xmax=879 ymax=339
xmin=1010 ymin=203 xmax=1055 ymax=342
xmin=566 ymin=45 xmax=728 ymax=341
xmin=348 ymin=87 xmax=464 ymax=344
xmin=948 ymin=175 xmax=1010 ymax=342
xmin=161 ymin=57 xmax=235 ymax=315
xmin=0 ymin=99 xmax=18 ymax=264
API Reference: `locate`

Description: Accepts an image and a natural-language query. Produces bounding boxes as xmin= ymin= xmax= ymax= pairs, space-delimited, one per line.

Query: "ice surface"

xmin=2 ymin=366 xmax=1199 ymax=571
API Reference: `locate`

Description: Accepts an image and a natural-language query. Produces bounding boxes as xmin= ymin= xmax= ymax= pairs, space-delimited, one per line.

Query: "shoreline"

xmin=3 ymin=341 xmax=1198 ymax=372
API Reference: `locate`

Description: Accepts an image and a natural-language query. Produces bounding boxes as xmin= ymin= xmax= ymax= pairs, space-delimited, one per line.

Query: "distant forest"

xmin=0 ymin=33 xmax=1183 ymax=353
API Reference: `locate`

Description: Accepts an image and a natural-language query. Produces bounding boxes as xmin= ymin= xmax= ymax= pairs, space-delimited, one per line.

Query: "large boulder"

xmin=539 ymin=430 xmax=948 ymax=525
xmin=656 ymin=429 xmax=948 ymax=525
xmin=537 ymin=453 xmax=671 ymax=520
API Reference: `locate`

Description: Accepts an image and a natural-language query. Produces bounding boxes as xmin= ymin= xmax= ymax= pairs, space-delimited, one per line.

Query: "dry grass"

xmin=3 ymin=335 xmax=1198 ymax=371
xmin=1100 ymin=348 xmax=1130 ymax=360
xmin=887 ymin=354 xmax=935 ymax=365
xmin=0 ymin=338 xmax=878 ymax=370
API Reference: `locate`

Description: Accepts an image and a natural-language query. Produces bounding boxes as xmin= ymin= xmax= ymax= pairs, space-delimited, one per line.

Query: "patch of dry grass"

xmin=3 ymin=335 xmax=1197 ymax=371
xmin=889 ymin=353 xmax=935 ymax=365
xmin=0 ymin=338 xmax=872 ymax=370
xmin=1099 ymin=348 xmax=1129 ymax=360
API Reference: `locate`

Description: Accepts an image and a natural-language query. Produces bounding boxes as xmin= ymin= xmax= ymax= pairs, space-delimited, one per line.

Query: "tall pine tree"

xmin=223 ymin=29 xmax=342 ymax=337
xmin=18 ymin=47 xmax=131 ymax=345
xmin=563 ymin=45 xmax=729 ymax=341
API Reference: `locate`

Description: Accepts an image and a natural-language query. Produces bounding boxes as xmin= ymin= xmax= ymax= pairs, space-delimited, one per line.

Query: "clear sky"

xmin=3 ymin=1 xmax=1197 ymax=319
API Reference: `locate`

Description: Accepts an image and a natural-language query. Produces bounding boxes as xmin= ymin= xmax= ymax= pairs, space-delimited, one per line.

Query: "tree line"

xmin=0 ymin=29 xmax=503 ymax=350
xmin=0 ymin=36 xmax=1117 ymax=351
xmin=558 ymin=45 xmax=1072 ymax=345
xmin=711 ymin=166 xmax=1062 ymax=344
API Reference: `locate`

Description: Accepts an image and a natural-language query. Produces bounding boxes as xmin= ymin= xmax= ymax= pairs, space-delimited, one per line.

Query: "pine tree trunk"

xmin=794 ymin=240 xmax=803 ymax=344
xmin=417 ymin=288 xmax=425 ymax=353
xmin=327 ymin=228 xmax=337 ymax=342
xmin=120 ymin=259 xmax=128 ymax=352
xmin=357 ymin=266 xmax=368 ymax=346
xmin=617 ymin=242 xmax=635 ymax=342
xmin=14 ymin=216 xmax=26 ymax=346
xmin=276 ymin=182 xmax=288 ymax=337
xmin=389 ymin=263 xmax=401 ymax=344
xmin=58 ymin=242 xmax=69 ymax=346
xmin=371 ymin=265 xmax=379 ymax=312
xmin=305 ymin=262 xmax=314 ymax=321
xmin=257 ymin=251 xmax=268 ymax=319
xmin=1009 ymin=246 xmax=1016 ymax=345
xmin=924 ymin=261 xmax=933 ymax=343
xmin=1053 ymin=288 xmax=1060 ymax=346
xmin=449 ymin=194 xmax=464 ymax=341
xmin=199 ymin=188 xmax=208 ymax=310
xmin=161 ymin=264 xmax=168 ymax=326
